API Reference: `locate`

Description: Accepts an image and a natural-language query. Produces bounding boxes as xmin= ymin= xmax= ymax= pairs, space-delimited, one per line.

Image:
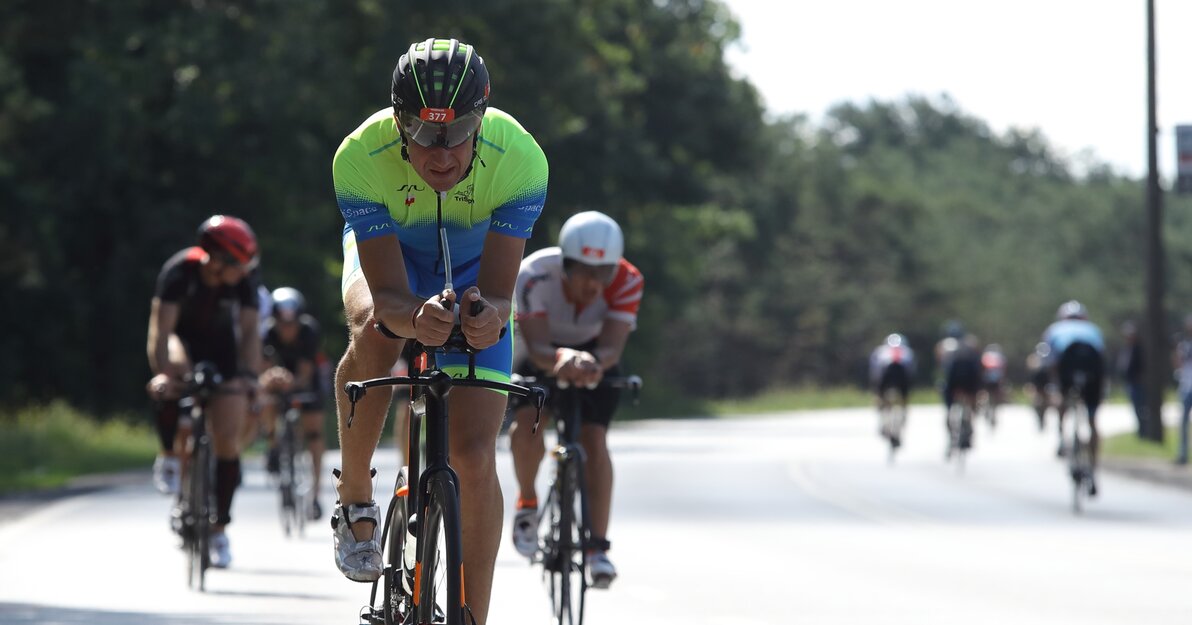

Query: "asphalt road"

xmin=2 ymin=404 xmax=1190 ymax=625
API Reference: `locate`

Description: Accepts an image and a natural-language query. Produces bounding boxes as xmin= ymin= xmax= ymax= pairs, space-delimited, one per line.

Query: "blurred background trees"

xmin=2 ymin=0 xmax=1189 ymax=416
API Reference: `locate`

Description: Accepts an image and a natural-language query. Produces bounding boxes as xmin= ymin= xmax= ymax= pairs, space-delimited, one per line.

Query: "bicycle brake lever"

xmin=344 ymin=382 xmax=367 ymax=428
xmin=531 ymin=388 xmax=546 ymax=434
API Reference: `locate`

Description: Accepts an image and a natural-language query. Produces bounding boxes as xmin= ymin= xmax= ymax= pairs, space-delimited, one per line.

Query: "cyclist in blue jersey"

xmin=330 ymin=38 xmax=547 ymax=625
xmin=1043 ymin=300 xmax=1106 ymax=495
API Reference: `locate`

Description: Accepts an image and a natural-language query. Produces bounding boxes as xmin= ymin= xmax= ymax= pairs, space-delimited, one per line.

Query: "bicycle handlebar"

xmin=344 ymin=369 xmax=546 ymax=428
xmin=511 ymin=373 xmax=643 ymax=392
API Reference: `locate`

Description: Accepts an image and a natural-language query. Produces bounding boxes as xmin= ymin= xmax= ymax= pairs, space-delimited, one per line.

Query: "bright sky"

xmin=721 ymin=0 xmax=1192 ymax=179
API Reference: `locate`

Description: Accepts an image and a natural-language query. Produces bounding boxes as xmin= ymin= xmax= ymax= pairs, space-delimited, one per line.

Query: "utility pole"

xmin=1142 ymin=0 xmax=1167 ymax=443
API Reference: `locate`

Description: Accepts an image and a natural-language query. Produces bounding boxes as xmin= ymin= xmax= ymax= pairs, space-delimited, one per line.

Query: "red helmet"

xmin=197 ymin=215 xmax=259 ymax=268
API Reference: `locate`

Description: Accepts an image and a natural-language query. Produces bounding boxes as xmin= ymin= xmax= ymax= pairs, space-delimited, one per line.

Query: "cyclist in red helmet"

xmin=145 ymin=214 xmax=263 ymax=569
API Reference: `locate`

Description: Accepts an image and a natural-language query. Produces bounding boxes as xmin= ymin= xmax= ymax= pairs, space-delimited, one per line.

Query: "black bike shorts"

xmin=878 ymin=363 xmax=910 ymax=399
xmin=1058 ymin=342 xmax=1103 ymax=417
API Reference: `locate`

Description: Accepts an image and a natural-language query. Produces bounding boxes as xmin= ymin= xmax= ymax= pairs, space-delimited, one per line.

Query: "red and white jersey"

xmin=514 ymin=247 xmax=643 ymax=347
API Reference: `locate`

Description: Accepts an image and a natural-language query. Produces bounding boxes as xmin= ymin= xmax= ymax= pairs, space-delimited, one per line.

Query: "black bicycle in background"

xmin=347 ymin=325 xmax=545 ymax=625
xmin=275 ymin=391 xmax=319 ymax=538
xmin=168 ymin=361 xmax=222 ymax=592
xmin=1064 ymin=371 xmax=1095 ymax=514
xmin=512 ymin=373 xmax=642 ymax=625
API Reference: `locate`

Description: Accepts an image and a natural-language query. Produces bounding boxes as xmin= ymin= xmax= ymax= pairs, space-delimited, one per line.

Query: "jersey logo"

xmin=367 ymin=222 xmax=392 ymax=233
xmin=454 ymin=183 xmax=474 ymax=205
xmin=397 ymin=184 xmax=426 ymax=192
xmin=405 ymin=193 xmax=415 ymax=207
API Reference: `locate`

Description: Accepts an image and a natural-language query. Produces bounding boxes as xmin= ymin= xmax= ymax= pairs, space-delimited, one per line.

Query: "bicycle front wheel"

xmin=188 ymin=437 xmax=212 ymax=591
xmin=416 ymin=474 xmax=465 ymax=625
xmin=545 ymin=458 xmax=587 ymax=625
xmin=382 ymin=467 xmax=410 ymax=625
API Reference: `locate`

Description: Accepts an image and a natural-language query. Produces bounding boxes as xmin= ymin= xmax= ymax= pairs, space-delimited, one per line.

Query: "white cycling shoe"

xmin=511 ymin=507 xmax=539 ymax=558
xmin=152 ymin=455 xmax=180 ymax=495
xmin=587 ymin=551 xmax=617 ymax=589
xmin=331 ymin=502 xmax=383 ymax=582
xmin=209 ymin=531 xmax=232 ymax=569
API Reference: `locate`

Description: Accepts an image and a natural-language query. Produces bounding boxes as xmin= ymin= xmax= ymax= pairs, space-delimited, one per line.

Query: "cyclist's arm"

xmin=357 ymin=235 xmax=424 ymax=337
xmin=147 ymin=298 xmax=182 ymax=377
xmin=475 ymin=230 xmax=525 ymax=323
xmin=592 ymin=319 xmax=632 ymax=370
xmin=519 ymin=315 xmax=558 ymax=372
xmin=238 ymin=305 xmax=263 ymax=375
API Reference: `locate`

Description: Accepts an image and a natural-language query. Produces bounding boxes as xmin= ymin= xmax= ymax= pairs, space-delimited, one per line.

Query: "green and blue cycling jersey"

xmin=334 ymin=106 xmax=547 ymax=382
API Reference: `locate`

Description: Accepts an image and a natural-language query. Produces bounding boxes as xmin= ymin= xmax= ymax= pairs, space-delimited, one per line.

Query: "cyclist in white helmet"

xmin=507 ymin=211 xmax=644 ymax=589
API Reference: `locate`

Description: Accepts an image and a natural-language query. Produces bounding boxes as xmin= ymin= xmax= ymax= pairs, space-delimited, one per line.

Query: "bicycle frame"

xmin=348 ymin=333 xmax=544 ymax=625
xmin=175 ymin=362 xmax=222 ymax=592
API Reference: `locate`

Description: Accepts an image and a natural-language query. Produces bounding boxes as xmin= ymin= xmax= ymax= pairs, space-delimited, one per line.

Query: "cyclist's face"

xmin=401 ymin=123 xmax=476 ymax=193
xmin=204 ymin=252 xmax=248 ymax=285
xmin=276 ymin=318 xmax=300 ymax=342
xmin=563 ymin=263 xmax=612 ymax=306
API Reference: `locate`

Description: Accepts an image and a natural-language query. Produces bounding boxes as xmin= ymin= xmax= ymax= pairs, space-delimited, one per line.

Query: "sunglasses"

xmin=563 ymin=261 xmax=617 ymax=284
xmin=398 ymin=108 xmax=484 ymax=149
xmin=210 ymin=250 xmax=257 ymax=271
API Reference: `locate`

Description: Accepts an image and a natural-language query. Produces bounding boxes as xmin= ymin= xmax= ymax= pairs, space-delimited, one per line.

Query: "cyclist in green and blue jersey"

xmin=329 ymin=38 xmax=547 ymax=625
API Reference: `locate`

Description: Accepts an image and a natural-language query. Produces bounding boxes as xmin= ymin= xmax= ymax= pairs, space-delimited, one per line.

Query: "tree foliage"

xmin=2 ymin=0 xmax=1189 ymax=414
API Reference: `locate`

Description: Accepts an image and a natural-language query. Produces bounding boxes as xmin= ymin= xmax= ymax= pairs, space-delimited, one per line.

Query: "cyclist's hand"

xmin=146 ymin=373 xmax=183 ymax=400
xmin=260 ymin=366 xmax=293 ymax=392
xmin=553 ymin=348 xmax=600 ymax=385
xmin=460 ymin=287 xmax=501 ymax=350
xmin=414 ymin=290 xmax=457 ymax=346
xmin=575 ymin=351 xmax=603 ymax=388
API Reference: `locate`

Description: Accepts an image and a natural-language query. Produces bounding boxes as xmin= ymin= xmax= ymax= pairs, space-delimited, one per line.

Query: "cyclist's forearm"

xmin=240 ymin=335 xmax=263 ymax=375
xmin=374 ymin=290 xmax=424 ymax=338
xmin=525 ymin=342 xmax=559 ymax=372
xmin=150 ymin=335 xmax=172 ymax=375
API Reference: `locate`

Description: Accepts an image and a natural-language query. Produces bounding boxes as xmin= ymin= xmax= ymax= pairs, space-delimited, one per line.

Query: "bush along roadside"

xmin=0 ymin=401 xmax=157 ymax=494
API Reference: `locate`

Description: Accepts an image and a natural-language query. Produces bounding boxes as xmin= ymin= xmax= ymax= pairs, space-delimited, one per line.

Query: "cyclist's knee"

xmin=344 ymin=320 xmax=402 ymax=371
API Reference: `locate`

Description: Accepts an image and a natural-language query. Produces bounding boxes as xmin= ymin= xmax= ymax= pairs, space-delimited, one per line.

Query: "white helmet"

xmin=558 ymin=211 xmax=622 ymax=266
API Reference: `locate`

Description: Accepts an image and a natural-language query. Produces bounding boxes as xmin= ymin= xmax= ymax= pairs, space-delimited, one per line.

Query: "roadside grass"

xmin=0 ymin=402 xmax=157 ymax=493
xmin=1103 ymin=426 xmax=1180 ymax=462
xmin=618 ymin=385 xmax=946 ymax=420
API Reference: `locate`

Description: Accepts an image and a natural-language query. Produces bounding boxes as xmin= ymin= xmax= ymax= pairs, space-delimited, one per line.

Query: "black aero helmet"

xmin=392 ymin=38 xmax=490 ymax=149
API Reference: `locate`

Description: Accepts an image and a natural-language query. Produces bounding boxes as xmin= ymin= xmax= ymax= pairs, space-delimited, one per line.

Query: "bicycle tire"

xmin=189 ymin=435 xmax=212 ymax=591
xmin=416 ymin=474 xmax=465 ymax=625
xmin=1069 ymin=398 xmax=1090 ymax=515
xmin=547 ymin=457 xmax=587 ymax=625
xmin=382 ymin=468 xmax=410 ymax=625
xmin=278 ymin=422 xmax=297 ymax=537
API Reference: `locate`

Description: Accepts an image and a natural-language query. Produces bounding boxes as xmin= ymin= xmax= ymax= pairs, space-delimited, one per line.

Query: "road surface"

xmin=1 ymin=404 xmax=1189 ymax=624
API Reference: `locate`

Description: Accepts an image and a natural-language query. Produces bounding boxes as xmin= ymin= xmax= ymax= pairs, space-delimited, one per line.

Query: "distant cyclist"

xmin=1024 ymin=342 xmax=1054 ymax=431
xmin=508 ymin=211 xmax=643 ymax=589
xmin=869 ymin=333 xmax=915 ymax=447
xmin=145 ymin=215 xmax=262 ymax=569
xmin=978 ymin=343 xmax=1007 ymax=426
xmin=1043 ymin=300 xmax=1105 ymax=494
xmin=259 ymin=287 xmax=326 ymax=520
xmin=935 ymin=321 xmax=983 ymax=456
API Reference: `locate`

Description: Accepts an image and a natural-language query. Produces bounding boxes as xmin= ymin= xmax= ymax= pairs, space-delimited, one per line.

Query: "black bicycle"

xmin=169 ymin=361 xmax=222 ymax=592
xmin=348 ymin=326 xmax=544 ymax=625
xmin=1064 ymin=371 xmax=1094 ymax=514
xmin=513 ymin=374 xmax=641 ymax=625
xmin=877 ymin=388 xmax=907 ymax=463
xmin=275 ymin=391 xmax=318 ymax=538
